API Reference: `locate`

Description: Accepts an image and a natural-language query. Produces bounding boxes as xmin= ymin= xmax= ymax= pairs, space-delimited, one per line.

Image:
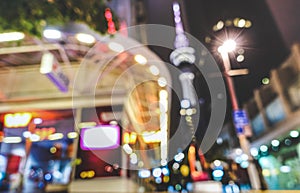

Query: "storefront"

xmin=0 ymin=110 xmax=76 ymax=191
xmin=256 ymin=129 xmax=300 ymax=190
xmin=74 ymin=106 xmax=123 ymax=179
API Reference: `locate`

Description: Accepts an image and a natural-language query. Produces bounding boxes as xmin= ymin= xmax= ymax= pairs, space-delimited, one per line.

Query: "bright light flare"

xmin=271 ymin=139 xmax=280 ymax=147
xmin=290 ymin=130 xmax=299 ymax=138
xmin=134 ymin=54 xmax=147 ymax=65
xmin=221 ymin=39 xmax=236 ymax=53
xmin=0 ymin=32 xmax=25 ymax=42
xmin=43 ymin=29 xmax=62 ymax=39
xmin=260 ymin=145 xmax=268 ymax=152
xmin=75 ymin=33 xmax=96 ymax=44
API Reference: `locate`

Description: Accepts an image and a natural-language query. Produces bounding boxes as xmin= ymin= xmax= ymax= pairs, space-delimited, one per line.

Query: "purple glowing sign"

xmin=80 ymin=125 xmax=120 ymax=150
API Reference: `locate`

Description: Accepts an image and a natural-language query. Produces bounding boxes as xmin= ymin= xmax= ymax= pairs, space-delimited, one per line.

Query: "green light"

xmin=262 ymin=78 xmax=270 ymax=85
xmin=175 ymin=184 xmax=182 ymax=191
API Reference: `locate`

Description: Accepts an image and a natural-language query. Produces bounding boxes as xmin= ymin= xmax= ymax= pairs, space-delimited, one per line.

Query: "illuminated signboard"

xmin=80 ymin=125 xmax=120 ymax=150
xmin=40 ymin=52 xmax=69 ymax=92
xmin=4 ymin=113 xmax=32 ymax=128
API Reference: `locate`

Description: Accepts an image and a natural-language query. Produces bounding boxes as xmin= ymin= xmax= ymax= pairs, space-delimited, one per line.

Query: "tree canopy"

xmin=0 ymin=0 xmax=119 ymax=36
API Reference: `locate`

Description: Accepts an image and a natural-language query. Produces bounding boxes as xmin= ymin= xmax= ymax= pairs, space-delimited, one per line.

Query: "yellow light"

xmin=185 ymin=116 xmax=192 ymax=122
xmin=262 ymin=169 xmax=270 ymax=177
xmin=123 ymin=132 xmax=130 ymax=144
xmin=78 ymin=122 xmax=97 ymax=128
xmin=130 ymin=132 xmax=137 ymax=144
xmin=48 ymin=133 xmax=64 ymax=141
xmin=245 ymin=20 xmax=252 ymax=28
xmin=87 ymin=170 xmax=95 ymax=178
xmin=189 ymin=145 xmax=196 ymax=154
xmin=80 ymin=171 xmax=87 ymax=179
xmin=159 ymin=90 xmax=168 ymax=99
xmin=50 ymin=147 xmax=57 ymax=154
xmin=75 ymin=33 xmax=96 ymax=44
xmin=205 ymin=36 xmax=211 ymax=43
xmin=233 ymin=18 xmax=240 ymax=27
xmin=237 ymin=55 xmax=245 ymax=62
xmin=134 ymin=54 xmax=147 ymax=65
xmin=163 ymin=176 xmax=170 ymax=183
xmin=180 ymin=165 xmax=190 ymax=177
xmin=225 ymin=19 xmax=233 ymax=26
xmin=75 ymin=158 xmax=82 ymax=165
xmin=216 ymin=20 xmax=224 ymax=30
xmin=180 ymin=109 xmax=186 ymax=115
xmin=4 ymin=113 xmax=32 ymax=128
xmin=0 ymin=32 xmax=25 ymax=42
xmin=67 ymin=132 xmax=78 ymax=139
xmin=212 ymin=25 xmax=219 ymax=32
xmin=237 ymin=19 xmax=246 ymax=28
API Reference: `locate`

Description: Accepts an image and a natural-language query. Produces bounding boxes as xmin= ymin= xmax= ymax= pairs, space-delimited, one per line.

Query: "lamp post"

xmin=218 ymin=40 xmax=261 ymax=190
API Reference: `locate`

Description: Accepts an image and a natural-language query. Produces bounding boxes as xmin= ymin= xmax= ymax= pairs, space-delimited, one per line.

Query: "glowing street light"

xmin=218 ymin=39 xmax=261 ymax=190
xmin=218 ymin=39 xmax=236 ymax=53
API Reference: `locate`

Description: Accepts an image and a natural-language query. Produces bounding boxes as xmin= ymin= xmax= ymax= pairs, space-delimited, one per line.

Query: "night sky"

xmin=145 ymin=0 xmax=290 ymax=104
xmin=144 ymin=0 xmax=294 ymax=143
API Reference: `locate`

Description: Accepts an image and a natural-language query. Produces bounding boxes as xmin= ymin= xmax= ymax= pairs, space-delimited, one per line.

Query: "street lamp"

xmin=218 ymin=40 xmax=261 ymax=190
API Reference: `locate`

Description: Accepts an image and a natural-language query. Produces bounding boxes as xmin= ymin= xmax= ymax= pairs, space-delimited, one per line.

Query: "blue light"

xmin=155 ymin=177 xmax=162 ymax=184
xmin=162 ymin=167 xmax=170 ymax=175
xmin=44 ymin=173 xmax=52 ymax=181
xmin=212 ymin=169 xmax=224 ymax=178
xmin=168 ymin=185 xmax=174 ymax=192
xmin=186 ymin=182 xmax=193 ymax=191
xmin=181 ymin=189 xmax=188 ymax=193
xmin=0 ymin=172 xmax=4 ymax=181
xmin=38 ymin=181 xmax=45 ymax=189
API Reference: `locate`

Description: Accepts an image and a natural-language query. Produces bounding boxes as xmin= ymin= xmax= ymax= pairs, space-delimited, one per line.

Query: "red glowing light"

xmin=104 ymin=8 xmax=116 ymax=34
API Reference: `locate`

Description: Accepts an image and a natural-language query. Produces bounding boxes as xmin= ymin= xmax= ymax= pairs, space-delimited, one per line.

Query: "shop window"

xmin=251 ymin=113 xmax=266 ymax=137
xmin=265 ymin=98 xmax=286 ymax=126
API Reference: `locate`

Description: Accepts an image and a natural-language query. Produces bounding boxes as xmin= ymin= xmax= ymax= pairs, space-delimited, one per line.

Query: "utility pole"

xmin=218 ymin=40 xmax=261 ymax=190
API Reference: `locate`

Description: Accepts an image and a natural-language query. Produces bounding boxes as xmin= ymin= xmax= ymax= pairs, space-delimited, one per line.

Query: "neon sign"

xmin=105 ymin=8 xmax=116 ymax=34
xmin=4 ymin=113 xmax=32 ymax=128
